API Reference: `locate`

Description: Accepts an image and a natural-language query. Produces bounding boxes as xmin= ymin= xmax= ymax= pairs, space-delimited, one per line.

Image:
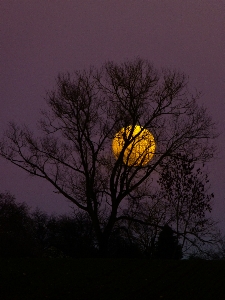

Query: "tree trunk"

xmin=98 ymin=233 xmax=110 ymax=257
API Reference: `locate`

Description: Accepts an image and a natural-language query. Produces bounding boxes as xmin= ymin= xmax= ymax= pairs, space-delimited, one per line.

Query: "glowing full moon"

xmin=112 ymin=125 xmax=156 ymax=166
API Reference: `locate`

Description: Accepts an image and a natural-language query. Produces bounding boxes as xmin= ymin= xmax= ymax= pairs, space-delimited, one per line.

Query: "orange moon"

xmin=112 ymin=125 xmax=156 ymax=166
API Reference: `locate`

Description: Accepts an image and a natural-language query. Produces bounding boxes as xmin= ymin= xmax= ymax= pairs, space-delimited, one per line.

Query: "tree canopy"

xmin=0 ymin=58 xmax=217 ymax=255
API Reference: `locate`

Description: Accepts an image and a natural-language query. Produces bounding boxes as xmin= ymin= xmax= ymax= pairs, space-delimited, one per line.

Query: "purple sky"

xmin=1 ymin=1 xmax=225 ymax=231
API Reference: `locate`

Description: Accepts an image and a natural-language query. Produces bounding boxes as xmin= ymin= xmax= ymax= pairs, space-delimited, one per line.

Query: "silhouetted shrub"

xmin=154 ymin=224 xmax=183 ymax=259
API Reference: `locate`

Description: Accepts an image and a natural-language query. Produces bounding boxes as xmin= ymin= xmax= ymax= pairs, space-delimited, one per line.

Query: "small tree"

xmin=154 ymin=224 xmax=183 ymax=259
xmin=0 ymin=58 xmax=216 ymax=255
xmin=126 ymin=156 xmax=219 ymax=257
xmin=158 ymin=156 xmax=218 ymax=255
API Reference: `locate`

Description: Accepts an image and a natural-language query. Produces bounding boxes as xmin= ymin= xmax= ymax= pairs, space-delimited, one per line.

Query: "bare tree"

xmin=158 ymin=156 xmax=218 ymax=253
xmin=126 ymin=156 xmax=220 ymax=257
xmin=0 ymin=58 xmax=216 ymax=255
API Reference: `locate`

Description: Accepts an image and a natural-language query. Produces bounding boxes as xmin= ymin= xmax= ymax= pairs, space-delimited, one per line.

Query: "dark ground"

xmin=0 ymin=258 xmax=224 ymax=300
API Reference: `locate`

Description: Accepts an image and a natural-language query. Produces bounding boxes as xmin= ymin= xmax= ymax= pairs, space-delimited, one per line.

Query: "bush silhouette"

xmin=154 ymin=225 xmax=183 ymax=259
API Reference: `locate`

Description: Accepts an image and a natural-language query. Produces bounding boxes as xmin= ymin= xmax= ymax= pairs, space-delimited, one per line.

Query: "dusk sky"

xmin=1 ymin=1 xmax=225 ymax=232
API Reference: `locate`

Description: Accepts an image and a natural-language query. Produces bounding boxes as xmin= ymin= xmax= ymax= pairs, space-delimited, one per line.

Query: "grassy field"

xmin=0 ymin=258 xmax=224 ymax=300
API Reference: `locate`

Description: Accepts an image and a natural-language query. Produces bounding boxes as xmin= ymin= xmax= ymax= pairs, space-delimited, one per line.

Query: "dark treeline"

xmin=1 ymin=192 xmax=224 ymax=259
xmin=0 ymin=192 xmax=183 ymax=259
